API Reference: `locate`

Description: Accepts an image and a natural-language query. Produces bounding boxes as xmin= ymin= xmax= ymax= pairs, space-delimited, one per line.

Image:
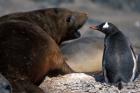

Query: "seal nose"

xmin=83 ymin=12 xmax=88 ymax=16
xmin=85 ymin=12 xmax=88 ymax=16
xmin=79 ymin=11 xmax=88 ymax=17
xmin=83 ymin=12 xmax=88 ymax=17
xmin=80 ymin=11 xmax=88 ymax=18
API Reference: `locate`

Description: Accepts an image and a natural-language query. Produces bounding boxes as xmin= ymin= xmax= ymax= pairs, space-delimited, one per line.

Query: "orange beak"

xmin=89 ymin=25 xmax=98 ymax=30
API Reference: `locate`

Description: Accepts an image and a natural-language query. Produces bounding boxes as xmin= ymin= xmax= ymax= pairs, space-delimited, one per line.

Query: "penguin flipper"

xmin=130 ymin=45 xmax=136 ymax=58
xmin=130 ymin=45 xmax=138 ymax=80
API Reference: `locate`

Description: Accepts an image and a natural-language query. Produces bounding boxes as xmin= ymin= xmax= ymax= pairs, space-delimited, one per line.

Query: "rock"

xmin=40 ymin=73 xmax=140 ymax=93
xmin=0 ymin=74 xmax=12 ymax=93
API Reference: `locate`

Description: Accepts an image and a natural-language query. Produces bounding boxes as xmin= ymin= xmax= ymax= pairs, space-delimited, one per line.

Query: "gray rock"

xmin=0 ymin=74 xmax=12 ymax=93
xmin=40 ymin=73 xmax=140 ymax=93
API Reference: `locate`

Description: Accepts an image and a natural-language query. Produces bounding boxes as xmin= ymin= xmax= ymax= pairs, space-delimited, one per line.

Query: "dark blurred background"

xmin=0 ymin=0 xmax=140 ymax=52
xmin=1 ymin=0 xmax=140 ymax=13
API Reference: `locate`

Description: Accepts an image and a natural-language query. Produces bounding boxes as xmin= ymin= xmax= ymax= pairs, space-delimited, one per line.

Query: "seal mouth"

xmin=73 ymin=26 xmax=82 ymax=39
xmin=75 ymin=17 xmax=88 ymax=36
xmin=64 ymin=14 xmax=87 ymax=41
xmin=73 ymin=29 xmax=81 ymax=39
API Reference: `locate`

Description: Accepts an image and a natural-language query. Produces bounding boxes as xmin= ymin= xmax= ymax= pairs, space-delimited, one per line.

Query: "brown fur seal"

xmin=0 ymin=8 xmax=87 ymax=92
xmin=61 ymin=31 xmax=103 ymax=74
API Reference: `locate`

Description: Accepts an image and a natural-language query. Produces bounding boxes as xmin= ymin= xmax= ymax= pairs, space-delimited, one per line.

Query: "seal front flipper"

xmin=31 ymin=35 xmax=73 ymax=84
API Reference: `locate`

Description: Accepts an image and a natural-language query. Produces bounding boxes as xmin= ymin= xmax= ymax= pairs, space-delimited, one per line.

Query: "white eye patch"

xmin=103 ymin=22 xmax=109 ymax=29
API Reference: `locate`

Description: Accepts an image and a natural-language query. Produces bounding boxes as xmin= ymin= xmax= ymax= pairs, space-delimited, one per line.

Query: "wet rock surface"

xmin=40 ymin=73 xmax=140 ymax=93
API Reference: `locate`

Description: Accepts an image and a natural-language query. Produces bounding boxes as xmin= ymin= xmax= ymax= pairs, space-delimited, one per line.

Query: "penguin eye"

xmin=66 ymin=15 xmax=75 ymax=23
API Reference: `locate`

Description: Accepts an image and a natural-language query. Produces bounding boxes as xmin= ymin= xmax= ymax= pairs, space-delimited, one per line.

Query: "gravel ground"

xmin=40 ymin=73 xmax=140 ymax=93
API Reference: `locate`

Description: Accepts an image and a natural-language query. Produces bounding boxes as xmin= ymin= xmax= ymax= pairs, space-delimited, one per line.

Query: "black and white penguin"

xmin=90 ymin=22 xmax=137 ymax=89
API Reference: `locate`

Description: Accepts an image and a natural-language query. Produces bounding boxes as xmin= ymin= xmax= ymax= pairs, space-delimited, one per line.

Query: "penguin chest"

xmin=103 ymin=46 xmax=136 ymax=83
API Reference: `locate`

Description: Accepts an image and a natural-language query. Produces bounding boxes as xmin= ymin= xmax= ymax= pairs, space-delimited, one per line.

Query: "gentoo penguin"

xmin=90 ymin=22 xmax=137 ymax=89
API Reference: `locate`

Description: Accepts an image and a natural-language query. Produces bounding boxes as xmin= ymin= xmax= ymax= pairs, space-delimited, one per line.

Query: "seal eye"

xmin=66 ymin=15 xmax=75 ymax=23
xmin=66 ymin=16 xmax=71 ymax=22
xmin=53 ymin=8 xmax=58 ymax=14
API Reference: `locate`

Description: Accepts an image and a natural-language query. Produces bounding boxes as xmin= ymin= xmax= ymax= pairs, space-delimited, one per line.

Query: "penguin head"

xmin=90 ymin=22 xmax=119 ymax=35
